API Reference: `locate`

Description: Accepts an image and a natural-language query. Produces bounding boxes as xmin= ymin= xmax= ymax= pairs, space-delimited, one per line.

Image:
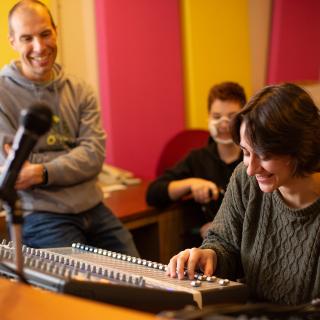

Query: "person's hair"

xmin=8 ymin=0 xmax=56 ymax=36
xmin=230 ymin=82 xmax=320 ymax=176
xmin=207 ymin=82 xmax=247 ymax=111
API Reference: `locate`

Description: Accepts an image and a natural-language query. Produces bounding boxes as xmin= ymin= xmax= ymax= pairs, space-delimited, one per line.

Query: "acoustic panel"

xmin=268 ymin=0 xmax=320 ymax=83
xmin=95 ymin=0 xmax=185 ymax=179
xmin=181 ymin=0 xmax=252 ymax=128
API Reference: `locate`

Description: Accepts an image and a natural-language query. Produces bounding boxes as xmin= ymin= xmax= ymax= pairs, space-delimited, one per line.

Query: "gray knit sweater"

xmin=201 ymin=162 xmax=320 ymax=304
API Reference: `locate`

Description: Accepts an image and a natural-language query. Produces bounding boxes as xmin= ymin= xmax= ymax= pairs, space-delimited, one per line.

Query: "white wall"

xmin=248 ymin=0 xmax=272 ymax=94
xmin=302 ymin=83 xmax=320 ymax=109
xmin=51 ymin=0 xmax=100 ymax=100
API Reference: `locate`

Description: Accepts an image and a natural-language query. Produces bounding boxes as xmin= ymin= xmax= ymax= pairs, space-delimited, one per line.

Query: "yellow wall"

xmin=0 ymin=0 xmax=51 ymax=68
xmin=181 ymin=0 xmax=252 ymax=128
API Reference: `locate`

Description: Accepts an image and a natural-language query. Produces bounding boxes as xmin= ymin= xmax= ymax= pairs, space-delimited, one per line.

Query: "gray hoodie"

xmin=0 ymin=62 xmax=105 ymax=215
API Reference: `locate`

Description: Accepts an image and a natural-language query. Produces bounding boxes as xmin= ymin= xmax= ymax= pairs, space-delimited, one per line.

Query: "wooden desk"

xmin=0 ymin=211 xmax=7 ymax=241
xmin=106 ymin=180 xmax=203 ymax=264
xmin=0 ymin=277 xmax=156 ymax=320
xmin=106 ymin=180 xmax=154 ymax=226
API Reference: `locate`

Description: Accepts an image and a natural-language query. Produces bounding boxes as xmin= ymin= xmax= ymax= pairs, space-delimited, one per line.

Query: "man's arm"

xmin=168 ymin=178 xmax=219 ymax=203
xmin=146 ymin=153 xmax=219 ymax=207
xmin=39 ymin=88 xmax=106 ymax=187
xmin=0 ymin=82 xmax=105 ymax=189
xmin=146 ymin=155 xmax=194 ymax=207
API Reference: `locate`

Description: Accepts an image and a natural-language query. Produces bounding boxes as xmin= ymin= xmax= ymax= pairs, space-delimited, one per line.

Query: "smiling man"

xmin=8 ymin=1 xmax=57 ymax=83
xmin=0 ymin=0 xmax=139 ymax=256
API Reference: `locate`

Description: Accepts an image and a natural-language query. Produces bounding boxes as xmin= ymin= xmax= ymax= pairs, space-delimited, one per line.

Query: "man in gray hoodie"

xmin=0 ymin=0 xmax=139 ymax=256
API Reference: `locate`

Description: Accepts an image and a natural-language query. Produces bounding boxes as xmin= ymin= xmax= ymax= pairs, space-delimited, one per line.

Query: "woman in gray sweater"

xmin=166 ymin=83 xmax=320 ymax=305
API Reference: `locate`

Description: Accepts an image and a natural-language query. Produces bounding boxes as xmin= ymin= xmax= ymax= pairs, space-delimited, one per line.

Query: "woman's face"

xmin=240 ymin=122 xmax=293 ymax=193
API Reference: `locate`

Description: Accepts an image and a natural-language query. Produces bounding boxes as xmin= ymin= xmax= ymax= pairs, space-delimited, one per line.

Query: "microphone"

xmin=0 ymin=103 xmax=53 ymax=201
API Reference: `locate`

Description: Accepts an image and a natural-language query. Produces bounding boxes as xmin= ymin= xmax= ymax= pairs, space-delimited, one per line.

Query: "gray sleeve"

xmin=200 ymin=163 xmax=248 ymax=279
xmin=0 ymin=96 xmax=20 ymax=164
xmin=44 ymin=85 xmax=106 ymax=187
xmin=0 ymin=119 xmax=15 ymax=164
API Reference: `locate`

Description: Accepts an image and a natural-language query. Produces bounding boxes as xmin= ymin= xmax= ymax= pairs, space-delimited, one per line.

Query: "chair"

xmin=156 ymin=129 xmax=209 ymax=176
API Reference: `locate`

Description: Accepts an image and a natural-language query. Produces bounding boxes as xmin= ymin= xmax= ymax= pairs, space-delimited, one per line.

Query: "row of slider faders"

xmin=0 ymin=240 xmax=207 ymax=312
xmin=72 ymin=242 xmax=232 ymax=288
xmin=67 ymin=243 xmax=248 ymax=309
xmin=73 ymin=242 xmax=168 ymax=270
xmin=0 ymin=240 xmax=248 ymax=312
xmin=0 ymin=240 xmax=235 ymax=289
xmin=0 ymin=239 xmax=145 ymax=289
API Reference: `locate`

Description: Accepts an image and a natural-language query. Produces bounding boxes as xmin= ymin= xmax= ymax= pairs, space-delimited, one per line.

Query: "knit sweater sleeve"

xmin=200 ymin=162 xmax=250 ymax=279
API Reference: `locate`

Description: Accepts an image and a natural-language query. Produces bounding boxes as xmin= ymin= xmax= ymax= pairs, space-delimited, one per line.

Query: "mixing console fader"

xmin=0 ymin=240 xmax=247 ymax=313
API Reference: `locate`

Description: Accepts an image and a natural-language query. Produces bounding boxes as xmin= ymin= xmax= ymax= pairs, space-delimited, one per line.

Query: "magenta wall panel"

xmin=95 ymin=0 xmax=185 ymax=179
xmin=268 ymin=0 xmax=320 ymax=84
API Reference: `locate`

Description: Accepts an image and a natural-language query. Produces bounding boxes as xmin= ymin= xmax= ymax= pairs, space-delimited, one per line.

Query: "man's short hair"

xmin=8 ymin=0 xmax=56 ymax=36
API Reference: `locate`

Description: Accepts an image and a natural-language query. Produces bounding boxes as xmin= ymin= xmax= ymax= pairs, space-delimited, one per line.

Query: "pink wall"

xmin=95 ymin=0 xmax=185 ymax=179
xmin=268 ymin=0 xmax=320 ymax=83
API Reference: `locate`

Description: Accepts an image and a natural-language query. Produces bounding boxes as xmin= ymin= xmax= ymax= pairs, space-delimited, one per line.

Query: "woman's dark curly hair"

xmin=230 ymin=83 xmax=320 ymax=177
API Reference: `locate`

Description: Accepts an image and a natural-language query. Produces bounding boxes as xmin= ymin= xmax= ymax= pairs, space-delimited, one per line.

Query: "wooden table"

xmin=105 ymin=180 xmax=203 ymax=264
xmin=105 ymin=180 xmax=154 ymax=226
xmin=0 ymin=211 xmax=7 ymax=241
xmin=0 ymin=277 xmax=156 ymax=320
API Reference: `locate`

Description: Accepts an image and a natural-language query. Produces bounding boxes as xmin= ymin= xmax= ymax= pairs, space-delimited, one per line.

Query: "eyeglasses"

xmin=210 ymin=112 xmax=236 ymax=120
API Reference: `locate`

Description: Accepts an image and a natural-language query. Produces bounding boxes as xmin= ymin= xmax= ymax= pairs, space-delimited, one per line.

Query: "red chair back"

xmin=156 ymin=129 xmax=209 ymax=176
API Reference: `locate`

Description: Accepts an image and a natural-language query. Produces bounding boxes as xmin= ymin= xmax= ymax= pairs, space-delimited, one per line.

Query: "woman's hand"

xmin=166 ymin=247 xmax=217 ymax=280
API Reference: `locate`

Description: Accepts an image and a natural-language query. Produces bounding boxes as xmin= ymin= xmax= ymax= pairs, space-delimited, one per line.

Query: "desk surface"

xmin=0 ymin=278 xmax=156 ymax=320
xmin=105 ymin=180 xmax=157 ymax=222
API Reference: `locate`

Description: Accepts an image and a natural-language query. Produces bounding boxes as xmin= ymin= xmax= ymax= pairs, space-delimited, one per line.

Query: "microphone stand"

xmin=0 ymin=104 xmax=53 ymax=282
xmin=0 ymin=187 xmax=24 ymax=280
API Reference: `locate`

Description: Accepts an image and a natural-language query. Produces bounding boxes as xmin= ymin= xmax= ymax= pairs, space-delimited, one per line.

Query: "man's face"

xmin=9 ymin=6 xmax=57 ymax=82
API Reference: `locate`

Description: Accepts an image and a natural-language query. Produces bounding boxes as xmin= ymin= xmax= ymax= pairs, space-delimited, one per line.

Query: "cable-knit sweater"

xmin=201 ymin=162 xmax=320 ymax=304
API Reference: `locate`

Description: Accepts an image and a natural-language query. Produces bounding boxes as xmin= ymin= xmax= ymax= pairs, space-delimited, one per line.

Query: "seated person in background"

xmin=146 ymin=82 xmax=246 ymax=240
xmin=0 ymin=0 xmax=138 ymax=256
xmin=167 ymin=83 xmax=320 ymax=305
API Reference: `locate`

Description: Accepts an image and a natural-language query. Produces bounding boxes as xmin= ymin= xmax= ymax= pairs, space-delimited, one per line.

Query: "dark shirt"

xmin=146 ymin=140 xmax=242 ymax=220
